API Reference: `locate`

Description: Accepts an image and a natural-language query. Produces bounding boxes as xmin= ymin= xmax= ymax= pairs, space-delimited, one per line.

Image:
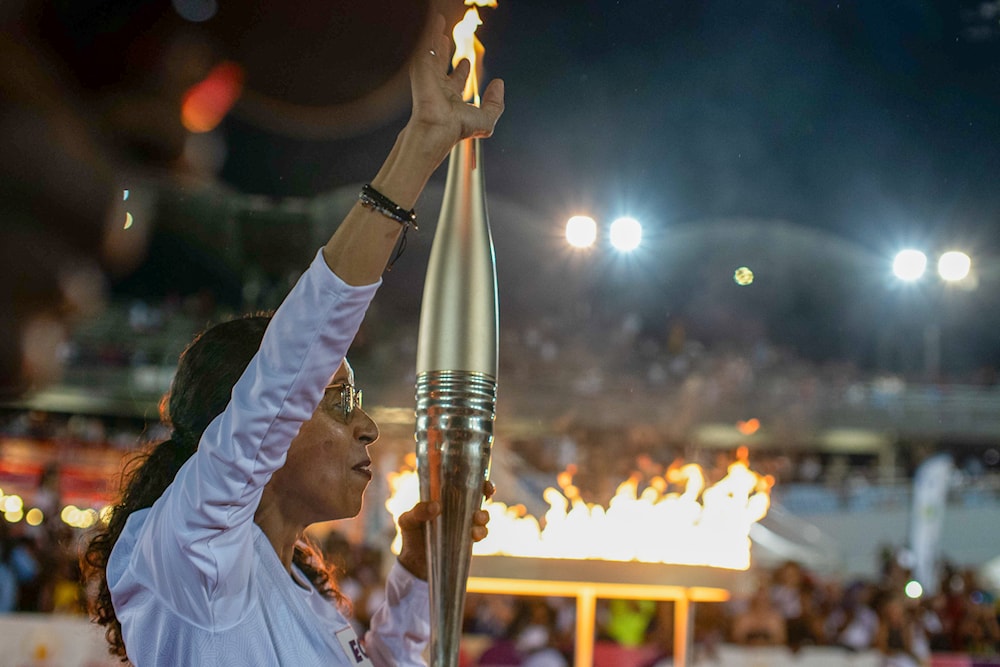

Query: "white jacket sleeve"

xmin=128 ymin=249 xmax=380 ymax=628
xmin=364 ymin=562 xmax=431 ymax=666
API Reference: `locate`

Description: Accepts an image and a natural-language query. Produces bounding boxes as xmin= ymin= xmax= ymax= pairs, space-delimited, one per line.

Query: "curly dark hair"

xmin=81 ymin=314 xmax=346 ymax=661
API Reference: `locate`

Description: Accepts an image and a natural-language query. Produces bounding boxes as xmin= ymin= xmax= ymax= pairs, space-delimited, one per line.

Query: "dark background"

xmin=117 ymin=0 xmax=1000 ymax=377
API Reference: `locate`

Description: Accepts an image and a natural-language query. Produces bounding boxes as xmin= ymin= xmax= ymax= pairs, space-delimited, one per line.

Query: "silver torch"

xmin=415 ymin=136 xmax=498 ymax=667
xmin=414 ymin=9 xmax=499 ymax=664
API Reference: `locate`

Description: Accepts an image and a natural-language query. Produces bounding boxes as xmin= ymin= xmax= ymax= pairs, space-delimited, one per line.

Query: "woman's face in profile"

xmin=265 ymin=359 xmax=380 ymax=524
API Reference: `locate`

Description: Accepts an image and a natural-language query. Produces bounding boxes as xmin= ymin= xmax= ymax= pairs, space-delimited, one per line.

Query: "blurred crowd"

xmin=0 ymin=420 xmax=998 ymax=667
xmin=0 ymin=467 xmax=84 ymax=616
xmin=2 ymin=521 xmax=1000 ymax=665
xmin=336 ymin=547 xmax=1000 ymax=667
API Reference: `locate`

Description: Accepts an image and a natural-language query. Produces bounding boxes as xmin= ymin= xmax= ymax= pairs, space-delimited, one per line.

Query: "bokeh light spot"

xmin=172 ymin=0 xmax=218 ymax=22
xmin=2 ymin=495 xmax=23 ymax=513
xmin=182 ymin=61 xmax=245 ymax=133
xmin=734 ymin=266 xmax=754 ymax=286
xmin=61 ymin=505 xmax=79 ymax=526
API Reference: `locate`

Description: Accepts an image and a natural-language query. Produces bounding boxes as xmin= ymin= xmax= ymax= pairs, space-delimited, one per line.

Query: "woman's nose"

xmin=355 ymin=408 xmax=379 ymax=444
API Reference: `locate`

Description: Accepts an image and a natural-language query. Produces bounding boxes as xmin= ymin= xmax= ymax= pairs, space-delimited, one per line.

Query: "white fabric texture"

xmin=108 ymin=249 xmax=430 ymax=666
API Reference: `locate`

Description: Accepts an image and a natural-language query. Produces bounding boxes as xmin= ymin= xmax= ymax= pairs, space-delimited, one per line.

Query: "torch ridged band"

xmin=416 ymin=370 xmax=497 ymax=429
xmin=415 ymin=369 xmax=497 ymax=667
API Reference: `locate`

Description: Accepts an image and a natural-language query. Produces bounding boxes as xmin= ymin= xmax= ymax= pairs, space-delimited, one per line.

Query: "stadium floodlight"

xmin=892 ymin=249 xmax=927 ymax=282
xmin=609 ymin=216 xmax=642 ymax=252
xmin=565 ymin=215 xmax=597 ymax=249
xmin=937 ymin=251 xmax=971 ymax=282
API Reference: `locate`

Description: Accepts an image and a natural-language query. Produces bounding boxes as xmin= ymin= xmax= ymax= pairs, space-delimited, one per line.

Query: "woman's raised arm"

xmin=322 ymin=14 xmax=504 ymax=286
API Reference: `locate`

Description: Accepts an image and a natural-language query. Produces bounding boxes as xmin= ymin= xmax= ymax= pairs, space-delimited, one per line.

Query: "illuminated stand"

xmin=388 ymin=458 xmax=770 ymax=667
xmin=468 ymin=557 xmax=745 ymax=667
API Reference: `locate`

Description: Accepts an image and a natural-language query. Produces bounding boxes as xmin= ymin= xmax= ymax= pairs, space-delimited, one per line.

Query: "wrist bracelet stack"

xmin=359 ymin=184 xmax=418 ymax=271
xmin=359 ymin=184 xmax=418 ymax=230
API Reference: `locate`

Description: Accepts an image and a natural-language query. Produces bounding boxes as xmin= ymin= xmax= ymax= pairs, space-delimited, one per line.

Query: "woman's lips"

xmin=353 ymin=460 xmax=372 ymax=478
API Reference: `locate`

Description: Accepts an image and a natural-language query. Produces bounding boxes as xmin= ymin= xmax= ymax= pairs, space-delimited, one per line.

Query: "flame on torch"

xmin=452 ymin=0 xmax=497 ymax=104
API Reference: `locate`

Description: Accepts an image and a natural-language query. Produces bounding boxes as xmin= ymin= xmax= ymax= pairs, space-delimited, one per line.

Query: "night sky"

xmin=198 ymin=1 xmax=1000 ymax=373
xmin=221 ymin=0 xmax=1000 ymax=243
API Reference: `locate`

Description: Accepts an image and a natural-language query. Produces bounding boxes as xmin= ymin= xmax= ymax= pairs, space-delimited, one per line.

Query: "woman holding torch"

xmin=81 ymin=17 xmax=504 ymax=666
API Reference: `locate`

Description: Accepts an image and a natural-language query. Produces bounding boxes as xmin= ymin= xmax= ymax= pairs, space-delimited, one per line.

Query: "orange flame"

xmin=387 ymin=456 xmax=774 ymax=571
xmin=452 ymin=0 xmax=497 ymax=104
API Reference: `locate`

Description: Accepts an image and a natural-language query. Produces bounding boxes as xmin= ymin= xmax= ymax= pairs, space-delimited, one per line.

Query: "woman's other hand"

xmin=396 ymin=480 xmax=495 ymax=580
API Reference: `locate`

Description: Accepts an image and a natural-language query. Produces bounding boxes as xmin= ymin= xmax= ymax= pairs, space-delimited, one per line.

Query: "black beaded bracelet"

xmin=359 ymin=184 xmax=417 ymax=271
xmin=359 ymin=184 xmax=418 ymax=230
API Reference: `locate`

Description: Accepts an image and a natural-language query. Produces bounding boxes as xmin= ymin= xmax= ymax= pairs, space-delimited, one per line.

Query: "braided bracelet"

xmin=359 ymin=184 xmax=418 ymax=230
xmin=359 ymin=184 xmax=417 ymax=271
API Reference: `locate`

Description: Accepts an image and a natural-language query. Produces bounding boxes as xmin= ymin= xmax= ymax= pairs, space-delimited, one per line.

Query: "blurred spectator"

xmin=476 ymin=634 xmax=522 ymax=667
xmin=827 ymin=581 xmax=880 ymax=652
xmin=731 ymin=584 xmax=787 ymax=646
xmin=952 ymin=577 xmax=1000 ymax=656
xmin=604 ymin=599 xmax=657 ymax=648
xmin=771 ymin=560 xmax=823 ymax=650
xmin=798 ymin=454 xmax=823 ymax=483
xmin=875 ymin=595 xmax=927 ymax=667
xmin=918 ymin=594 xmax=950 ymax=652
xmin=466 ymin=593 xmax=519 ymax=639
xmin=0 ymin=520 xmax=39 ymax=611
xmin=50 ymin=543 xmax=85 ymax=614
xmin=513 ymin=599 xmax=568 ymax=667
xmin=477 ymin=598 xmax=568 ymax=667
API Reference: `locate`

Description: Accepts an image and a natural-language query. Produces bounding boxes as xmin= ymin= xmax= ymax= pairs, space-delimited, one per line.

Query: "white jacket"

xmin=108 ymin=250 xmax=430 ymax=666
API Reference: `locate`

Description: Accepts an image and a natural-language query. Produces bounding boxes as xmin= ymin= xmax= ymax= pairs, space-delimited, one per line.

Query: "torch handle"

xmin=416 ymin=370 xmax=496 ymax=667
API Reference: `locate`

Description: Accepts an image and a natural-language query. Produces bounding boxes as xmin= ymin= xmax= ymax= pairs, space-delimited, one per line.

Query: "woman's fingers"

xmin=480 ymin=78 xmax=505 ymax=123
xmin=399 ymin=500 xmax=441 ymax=529
xmin=449 ymin=58 xmax=472 ymax=96
xmin=463 ymin=78 xmax=504 ymax=139
xmin=472 ymin=508 xmax=490 ymax=542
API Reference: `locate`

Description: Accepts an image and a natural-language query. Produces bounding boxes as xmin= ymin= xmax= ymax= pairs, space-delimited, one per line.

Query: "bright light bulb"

xmin=609 ymin=217 xmax=642 ymax=252
xmin=937 ymin=251 xmax=971 ymax=282
xmin=565 ymin=216 xmax=597 ymax=249
xmin=893 ymin=249 xmax=927 ymax=281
